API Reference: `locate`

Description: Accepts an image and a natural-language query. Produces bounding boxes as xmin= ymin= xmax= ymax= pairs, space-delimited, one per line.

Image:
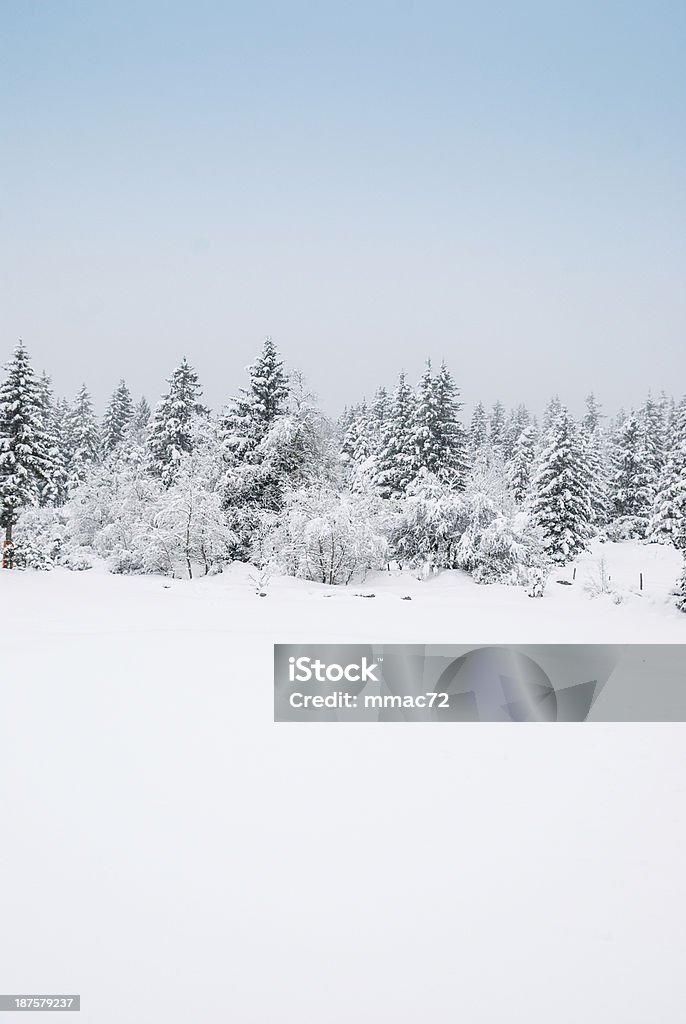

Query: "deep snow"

xmin=1 ymin=539 xmax=685 ymax=1022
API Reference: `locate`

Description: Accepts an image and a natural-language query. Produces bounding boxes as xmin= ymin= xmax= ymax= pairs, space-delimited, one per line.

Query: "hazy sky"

xmin=1 ymin=1 xmax=684 ymax=418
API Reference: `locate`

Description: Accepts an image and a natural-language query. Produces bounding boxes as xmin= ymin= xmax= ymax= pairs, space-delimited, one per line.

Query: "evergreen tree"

xmin=373 ymin=372 xmax=417 ymax=498
xmin=503 ymin=404 xmax=531 ymax=461
xmin=223 ymin=337 xmax=289 ymax=462
xmin=581 ymin=424 xmax=611 ymax=529
xmin=470 ymin=402 xmax=488 ymax=453
xmin=340 ymin=402 xmax=368 ymax=464
xmin=530 ymin=409 xmax=593 ymax=563
xmin=612 ymin=407 xmax=627 ymax=432
xmin=367 ymin=386 xmax=389 ymax=456
xmin=148 ymin=358 xmax=207 ymax=486
xmin=103 ymin=379 xmax=134 ymax=452
xmin=0 ymin=343 xmax=54 ymax=549
xmin=412 ymin=361 xmax=468 ymax=489
xmin=36 ymin=372 xmax=68 ymax=505
xmin=640 ymin=393 xmax=667 ymax=484
xmin=507 ymin=425 xmax=536 ymax=504
xmin=134 ymin=396 xmax=151 ymax=430
xmin=542 ymin=395 xmax=563 ymax=433
xmin=65 ymin=384 xmax=101 ymax=491
xmin=610 ymin=414 xmax=655 ymax=538
xmin=489 ymin=400 xmax=506 ymax=448
xmin=647 ymin=401 xmax=686 ymax=547
xmin=582 ymin=392 xmax=604 ymax=434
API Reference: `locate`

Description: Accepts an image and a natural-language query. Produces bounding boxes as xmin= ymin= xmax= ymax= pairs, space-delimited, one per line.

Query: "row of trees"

xmin=0 ymin=339 xmax=685 ymax=609
xmin=341 ymin=371 xmax=686 ymax=558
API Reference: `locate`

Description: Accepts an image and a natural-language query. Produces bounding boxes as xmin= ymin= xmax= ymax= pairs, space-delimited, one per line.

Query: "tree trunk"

xmin=3 ymin=526 xmax=13 ymax=568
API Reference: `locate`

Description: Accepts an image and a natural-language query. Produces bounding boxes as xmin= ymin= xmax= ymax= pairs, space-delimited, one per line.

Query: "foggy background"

xmin=1 ymin=0 xmax=684 ymax=417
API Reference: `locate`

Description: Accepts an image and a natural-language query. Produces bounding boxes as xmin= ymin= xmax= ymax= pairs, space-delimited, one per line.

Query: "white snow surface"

xmin=1 ymin=539 xmax=685 ymax=1022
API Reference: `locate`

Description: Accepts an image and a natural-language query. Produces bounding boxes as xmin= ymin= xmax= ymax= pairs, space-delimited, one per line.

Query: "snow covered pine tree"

xmin=373 ymin=372 xmax=417 ymax=498
xmin=530 ymin=408 xmax=593 ymax=563
xmin=223 ymin=337 xmax=289 ymax=462
xmin=102 ymin=379 xmax=134 ymax=452
xmin=411 ymin=361 xmax=468 ymax=489
xmin=64 ymin=384 xmax=101 ymax=492
xmin=0 ymin=343 xmax=55 ymax=564
xmin=222 ymin=337 xmax=290 ymax=510
xmin=648 ymin=401 xmax=686 ymax=547
xmin=147 ymin=358 xmax=207 ymax=486
xmin=610 ymin=413 xmax=655 ymax=539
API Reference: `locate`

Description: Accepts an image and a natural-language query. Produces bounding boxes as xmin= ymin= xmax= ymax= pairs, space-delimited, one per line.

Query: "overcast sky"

xmin=1 ymin=1 xmax=684 ymax=418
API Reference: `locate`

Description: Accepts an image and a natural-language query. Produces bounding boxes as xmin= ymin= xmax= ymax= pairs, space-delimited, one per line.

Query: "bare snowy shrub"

xmin=583 ymin=556 xmax=613 ymax=597
xmin=264 ymin=485 xmax=387 ymax=585
xmin=583 ymin=557 xmax=626 ymax=603
xmin=12 ymin=507 xmax=66 ymax=570
xmin=152 ymin=468 xmax=235 ymax=579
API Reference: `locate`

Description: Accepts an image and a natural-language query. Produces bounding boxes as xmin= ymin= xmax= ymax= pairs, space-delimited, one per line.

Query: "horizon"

xmin=0 ymin=335 xmax=679 ymax=426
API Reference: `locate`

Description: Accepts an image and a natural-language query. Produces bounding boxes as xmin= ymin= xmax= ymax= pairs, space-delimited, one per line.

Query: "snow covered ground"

xmin=1 ymin=540 xmax=685 ymax=1022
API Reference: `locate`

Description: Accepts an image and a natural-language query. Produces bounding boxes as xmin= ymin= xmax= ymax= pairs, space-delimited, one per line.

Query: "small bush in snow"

xmin=12 ymin=508 xmax=66 ymax=570
xmin=264 ymin=485 xmax=387 ymax=585
xmin=467 ymin=511 xmax=546 ymax=585
xmin=583 ymin=557 xmax=628 ymax=603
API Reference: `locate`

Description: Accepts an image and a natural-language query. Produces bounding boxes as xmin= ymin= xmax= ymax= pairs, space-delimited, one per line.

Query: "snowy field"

xmin=1 ymin=540 xmax=685 ymax=1022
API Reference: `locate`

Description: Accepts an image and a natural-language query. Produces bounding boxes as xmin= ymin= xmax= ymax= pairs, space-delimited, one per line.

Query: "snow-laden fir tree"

xmin=489 ymin=400 xmax=506 ymax=449
xmin=390 ymin=472 xmax=466 ymax=571
xmin=223 ymin=337 xmax=289 ymax=462
xmin=530 ymin=408 xmax=593 ymax=563
xmin=36 ymin=372 xmax=68 ymax=506
xmin=507 ymin=425 xmax=537 ymax=504
xmin=662 ymin=393 xmax=677 ymax=446
xmin=103 ymin=379 xmax=134 ymax=452
xmin=65 ymin=384 xmax=101 ymax=491
xmin=581 ymin=423 xmax=611 ymax=529
xmin=647 ymin=401 xmax=686 ymax=547
xmin=148 ymin=358 xmax=207 ymax=486
xmin=469 ymin=401 xmax=488 ymax=453
xmin=609 ymin=413 xmax=655 ymax=538
xmin=503 ymin=404 xmax=531 ymax=461
xmin=133 ymin=396 xmax=151 ymax=431
xmin=0 ymin=343 xmax=54 ymax=549
xmin=340 ymin=401 xmax=370 ymax=466
xmin=343 ymin=387 xmax=389 ymax=485
xmin=542 ymin=395 xmax=563 ymax=433
xmin=582 ymin=392 xmax=604 ymax=434
xmin=411 ymin=361 xmax=468 ymax=489
xmin=640 ymin=393 xmax=667 ymax=484
xmin=369 ymin=386 xmax=389 ymax=439
xmin=456 ymin=456 xmax=545 ymax=584
xmin=373 ymin=372 xmax=417 ymax=498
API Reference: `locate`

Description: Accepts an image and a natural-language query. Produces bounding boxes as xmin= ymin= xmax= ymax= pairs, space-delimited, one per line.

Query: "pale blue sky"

xmin=1 ymin=1 xmax=684 ymax=416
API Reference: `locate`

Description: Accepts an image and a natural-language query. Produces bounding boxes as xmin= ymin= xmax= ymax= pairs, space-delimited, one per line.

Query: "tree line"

xmin=0 ymin=338 xmax=684 ymax=609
